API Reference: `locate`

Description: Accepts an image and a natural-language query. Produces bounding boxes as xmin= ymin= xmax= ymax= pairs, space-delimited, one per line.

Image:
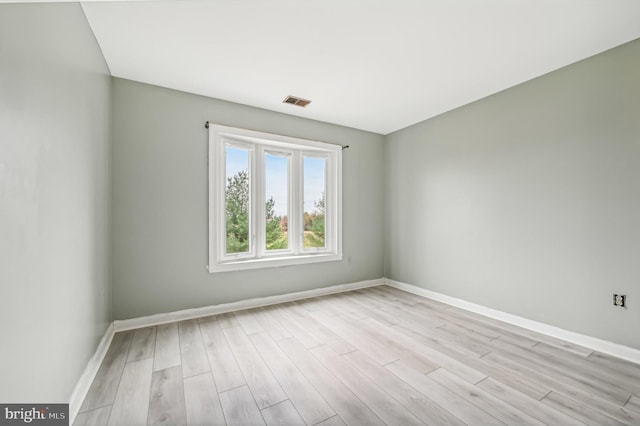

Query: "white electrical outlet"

xmin=613 ymin=294 xmax=626 ymax=308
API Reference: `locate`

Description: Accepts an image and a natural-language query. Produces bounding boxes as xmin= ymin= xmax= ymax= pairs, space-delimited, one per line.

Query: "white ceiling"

xmin=77 ymin=0 xmax=640 ymax=135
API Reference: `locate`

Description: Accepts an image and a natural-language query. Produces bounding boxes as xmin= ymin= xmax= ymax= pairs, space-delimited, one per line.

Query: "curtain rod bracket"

xmin=342 ymin=145 xmax=350 ymax=150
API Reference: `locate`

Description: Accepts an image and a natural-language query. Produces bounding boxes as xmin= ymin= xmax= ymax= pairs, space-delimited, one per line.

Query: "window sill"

xmin=208 ymin=253 xmax=343 ymax=273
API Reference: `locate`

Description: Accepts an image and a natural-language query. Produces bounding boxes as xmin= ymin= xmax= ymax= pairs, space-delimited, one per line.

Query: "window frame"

xmin=208 ymin=124 xmax=342 ymax=273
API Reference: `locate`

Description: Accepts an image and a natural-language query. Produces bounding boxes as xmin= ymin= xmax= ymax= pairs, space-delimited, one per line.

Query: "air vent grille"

xmin=283 ymin=95 xmax=311 ymax=108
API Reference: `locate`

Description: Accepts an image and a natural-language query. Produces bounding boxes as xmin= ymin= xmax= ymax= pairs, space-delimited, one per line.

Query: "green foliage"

xmin=266 ymin=196 xmax=287 ymax=250
xmin=225 ymin=170 xmax=325 ymax=252
xmin=303 ymin=212 xmax=313 ymax=230
xmin=304 ymin=231 xmax=324 ymax=248
xmin=225 ymin=170 xmax=250 ymax=253
xmin=304 ymin=192 xmax=325 ymax=248
xmin=304 ymin=214 xmax=325 ymax=248
xmin=309 ymin=214 xmax=325 ymax=238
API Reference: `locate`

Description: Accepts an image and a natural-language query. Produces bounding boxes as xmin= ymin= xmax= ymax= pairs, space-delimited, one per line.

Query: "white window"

xmin=208 ymin=124 xmax=342 ymax=272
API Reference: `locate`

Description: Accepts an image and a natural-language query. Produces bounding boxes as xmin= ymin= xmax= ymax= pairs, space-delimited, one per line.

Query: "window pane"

xmin=225 ymin=146 xmax=250 ymax=254
xmin=303 ymin=157 xmax=326 ymax=249
xmin=265 ymin=153 xmax=289 ymax=251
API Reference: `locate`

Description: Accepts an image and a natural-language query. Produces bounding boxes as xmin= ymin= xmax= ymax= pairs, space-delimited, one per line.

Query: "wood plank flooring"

xmin=75 ymin=286 xmax=640 ymax=425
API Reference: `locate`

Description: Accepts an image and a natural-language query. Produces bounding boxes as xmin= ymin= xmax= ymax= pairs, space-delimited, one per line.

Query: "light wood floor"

xmin=74 ymin=286 xmax=640 ymax=426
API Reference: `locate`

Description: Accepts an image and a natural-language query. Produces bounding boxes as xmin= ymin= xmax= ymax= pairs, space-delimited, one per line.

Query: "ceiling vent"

xmin=283 ymin=95 xmax=311 ymax=108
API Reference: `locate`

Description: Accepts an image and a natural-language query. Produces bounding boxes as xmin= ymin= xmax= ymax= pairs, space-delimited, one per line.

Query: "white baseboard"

xmin=71 ymin=274 xmax=637 ymax=425
xmin=113 ymin=278 xmax=384 ymax=331
xmin=68 ymin=323 xmax=115 ymax=425
xmin=69 ymin=278 xmax=383 ymax=423
xmin=385 ymin=278 xmax=640 ymax=365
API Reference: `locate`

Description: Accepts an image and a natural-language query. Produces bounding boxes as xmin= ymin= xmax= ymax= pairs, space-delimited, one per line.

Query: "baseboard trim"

xmin=69 ymin=278 xmax=383 ymax=423
xmin=68 ymin=322 xmax=115 ymax=425
xmin=113 ymin=278 xmax=385 ymax=332
xmin=385 ymin=278 xmax=640 ymax=365
xmin=72 ymin=274 xmax=637 ymax=425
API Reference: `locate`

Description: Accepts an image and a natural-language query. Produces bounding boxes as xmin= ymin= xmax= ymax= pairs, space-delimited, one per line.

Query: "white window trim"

xmin=208 ymin=124 xmax=342 ymax=273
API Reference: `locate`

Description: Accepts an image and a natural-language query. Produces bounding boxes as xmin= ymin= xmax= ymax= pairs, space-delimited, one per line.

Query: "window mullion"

xmin=215 ymin=137 xmax=227 ymax=264
xmin=324 ymin=154 xmax=332 ymax=252
xmin=290 ymin=151 xmax=302 ymax=255
xmin=255 ymin=145 xmax=265 ymax=259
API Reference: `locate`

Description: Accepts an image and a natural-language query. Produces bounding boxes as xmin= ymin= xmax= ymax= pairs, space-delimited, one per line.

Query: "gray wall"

xmin=385 ymin=39 xmax=640 ymax=349
xmin=0 ymin=4 xmax=112 ymax=401
xmin=111 ymin=78 xmax=385 ymax=320
xmin=2 ymin=5 xmax=637 ymax=407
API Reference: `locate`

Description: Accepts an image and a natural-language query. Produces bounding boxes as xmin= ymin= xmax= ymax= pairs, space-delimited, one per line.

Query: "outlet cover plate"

xmin=613 ymin=294 xmax=626 ymax=308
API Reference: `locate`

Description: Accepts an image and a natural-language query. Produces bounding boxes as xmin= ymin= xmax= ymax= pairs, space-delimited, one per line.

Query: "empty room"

xmin=1 ymin=0 xmax=639 ymax=425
